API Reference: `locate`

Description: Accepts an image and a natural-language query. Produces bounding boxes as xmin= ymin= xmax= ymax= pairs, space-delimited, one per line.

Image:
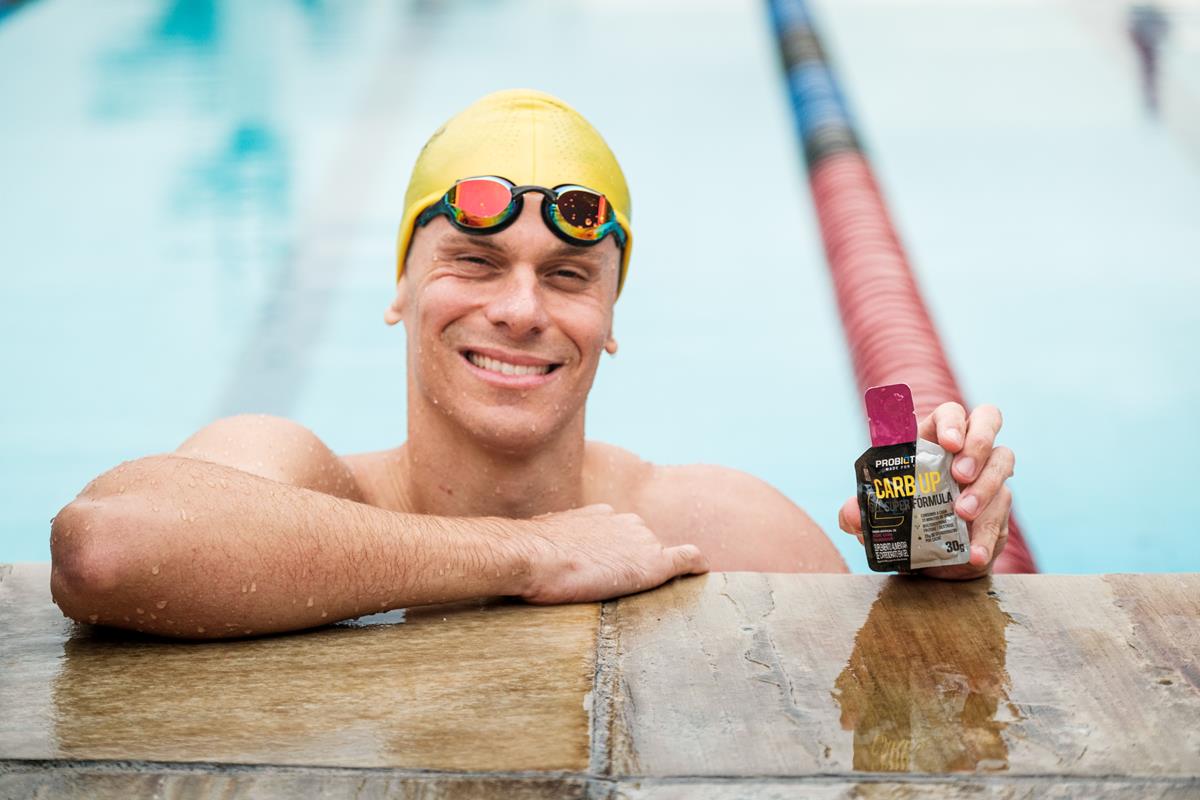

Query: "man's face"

xmin=387 ymin=195 xmax=621 ymax=453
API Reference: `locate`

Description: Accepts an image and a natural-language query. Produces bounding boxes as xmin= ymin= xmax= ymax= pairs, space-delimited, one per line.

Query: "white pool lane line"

xmin=212 ymin=6 xmax=437 ymax=418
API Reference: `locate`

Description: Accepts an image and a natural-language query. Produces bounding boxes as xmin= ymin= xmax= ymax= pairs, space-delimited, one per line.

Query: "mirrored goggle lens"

xmin=448 ymin=178 xmax=514 ymax=226
xmin=552 ymin=189 xmax=610 ymax=240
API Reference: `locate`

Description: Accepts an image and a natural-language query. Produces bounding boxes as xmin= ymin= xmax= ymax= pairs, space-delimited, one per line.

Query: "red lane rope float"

xmin=767 ymin=0 xmax=1037 ymax=572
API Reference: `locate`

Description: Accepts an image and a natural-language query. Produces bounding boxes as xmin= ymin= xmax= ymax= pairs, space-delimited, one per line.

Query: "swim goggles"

xmin=415 ymin=175 xmax=628 ymax=250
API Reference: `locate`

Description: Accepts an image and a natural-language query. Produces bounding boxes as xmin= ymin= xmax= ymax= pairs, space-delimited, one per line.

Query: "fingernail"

xmin=957 ymin=494 xmax=978 ymax=517
xmin=956 ymin=456 xmax=976 ymax=480
xmin=946 ymin=428 xmax=963 ymax=446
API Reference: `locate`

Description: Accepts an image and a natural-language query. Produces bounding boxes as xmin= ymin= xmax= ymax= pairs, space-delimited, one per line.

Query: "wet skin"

xmin=48 ymin=196 xmax=1015 ymax=639
xmin=366 ymin=195 xmax=1012 ymax=577
xmin=366 ymin=195 xmax=847 ymax=572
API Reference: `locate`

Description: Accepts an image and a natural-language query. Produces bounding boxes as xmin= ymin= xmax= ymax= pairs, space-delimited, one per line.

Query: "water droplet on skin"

xmin=84 ymin=523 xmax=91 ymax=532
xmin=156 ymin=600 xmax=168 ymax=609
xmin=244 ymin=629 xmax=253 ymax=635
xmin=123 ymin=616 xmax=130 ymax=622
xmin=320 ymin=611 xmax=327 ymax=618
xmin=88 ymin=614 xmax=98 ymax=623
xmin=197 ymin=627 xmax=206 ymax=633
xmin=152 ymin=505 xmax=159 ymax=513
xmin=151 ymin=565 xmax=160 ymax=575
xmin=306 ymin=596 xmax=314 ymax=607
xmin=250 ymin=582 xmax=257 ymax=593
xmin=241 ymin=584 xmax=247 ymax=593
xmin=136 ymin=608 xmax=144 ymax=615
xmin=179 ymin=510 xmax=187 ymax=521
xmin=150 ymin=613 xmax=157 ymax=620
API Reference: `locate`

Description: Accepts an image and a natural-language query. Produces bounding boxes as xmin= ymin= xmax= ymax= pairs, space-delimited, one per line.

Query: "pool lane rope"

xmin=766 ymin=0 xmax=1037 ymax=573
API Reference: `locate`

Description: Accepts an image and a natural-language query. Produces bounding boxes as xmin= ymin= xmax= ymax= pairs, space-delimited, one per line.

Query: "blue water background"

xmin=2 ymin=0 xmax=1198 ymax=572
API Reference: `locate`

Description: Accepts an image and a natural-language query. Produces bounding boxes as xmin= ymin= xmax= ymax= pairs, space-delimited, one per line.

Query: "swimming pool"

xmin=2 ymin=0 xmax=1198 ymax=573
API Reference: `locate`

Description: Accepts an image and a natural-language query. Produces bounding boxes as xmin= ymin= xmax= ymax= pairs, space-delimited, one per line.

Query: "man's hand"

xmin=836 ymin=402 xmax=1014 ymax=580
xmin=517 ymin=504 xmax=710 ymax=604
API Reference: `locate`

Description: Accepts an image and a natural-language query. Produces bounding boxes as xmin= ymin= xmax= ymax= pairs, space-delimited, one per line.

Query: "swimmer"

xmin=49 ymin=90 xmax=1016 ymax=639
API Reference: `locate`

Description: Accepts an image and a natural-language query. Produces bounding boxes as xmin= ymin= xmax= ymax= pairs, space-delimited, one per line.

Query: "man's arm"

xmin=50 ymin=416 xmax=708 ymax=639
xmin=635 ymin=464 xmax=849 ymax=573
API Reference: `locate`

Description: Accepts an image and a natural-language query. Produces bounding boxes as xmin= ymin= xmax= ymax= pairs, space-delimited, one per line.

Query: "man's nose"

xmin=483 ymin=266 xmax=550 ymax=338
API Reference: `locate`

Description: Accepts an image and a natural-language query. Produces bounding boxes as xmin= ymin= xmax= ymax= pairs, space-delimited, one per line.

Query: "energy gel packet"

xmin=854 ymin=383 xmax=970 ymax=572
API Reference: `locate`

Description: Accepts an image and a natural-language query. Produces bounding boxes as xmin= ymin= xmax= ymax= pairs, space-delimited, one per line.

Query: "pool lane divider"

xmin=765 ymin=0 xmax=1037 ymax=573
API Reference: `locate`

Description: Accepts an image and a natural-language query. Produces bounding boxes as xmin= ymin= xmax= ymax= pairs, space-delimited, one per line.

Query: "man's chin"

xmin=456 ymin=411 xmax=574 ymax=455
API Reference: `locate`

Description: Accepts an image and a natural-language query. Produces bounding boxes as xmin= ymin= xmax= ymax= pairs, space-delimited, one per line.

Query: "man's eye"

xmin=453 ymin=255 xmax=496 ymax=271
xmin=550 ymin=268 xmax=588 ymax=282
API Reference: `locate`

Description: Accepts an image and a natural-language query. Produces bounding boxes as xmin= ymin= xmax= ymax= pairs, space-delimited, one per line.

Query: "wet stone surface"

xmin=2 ymin=564 xmax=1198 ymax=798
xmin=603 ymin=573 xmax=1200 ymax=780
xmin=0 ymin=563 xmax=597 ymax=772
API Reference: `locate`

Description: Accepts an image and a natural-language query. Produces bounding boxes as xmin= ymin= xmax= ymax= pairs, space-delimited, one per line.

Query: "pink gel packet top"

xmin=853 ymin=384 xmax=971 ymax=572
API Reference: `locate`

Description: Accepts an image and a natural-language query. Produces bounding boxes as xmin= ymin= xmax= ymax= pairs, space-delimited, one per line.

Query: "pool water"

xmin=2 ymin=0 xmax=1198 ymax=572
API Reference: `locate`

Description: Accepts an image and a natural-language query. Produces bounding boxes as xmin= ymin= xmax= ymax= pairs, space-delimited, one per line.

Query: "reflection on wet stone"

xmin=45 ymin=597 xmax=596 ymax=771
xmin=833 ymin=577 xmax=1018 ymax=773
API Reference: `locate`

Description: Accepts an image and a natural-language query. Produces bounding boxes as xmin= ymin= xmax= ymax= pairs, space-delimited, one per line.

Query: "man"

xmin=50 ymin=90 xmax=1014 ymax=639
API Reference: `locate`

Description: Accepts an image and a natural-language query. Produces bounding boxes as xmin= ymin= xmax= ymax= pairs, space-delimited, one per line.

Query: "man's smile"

xmin=459 ymin=347 xmax=565 ymax=387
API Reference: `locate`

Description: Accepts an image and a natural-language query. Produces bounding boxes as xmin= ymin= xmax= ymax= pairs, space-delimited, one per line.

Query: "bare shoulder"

xmin=582 ymin=440 xmax=655 ymax=510
xmin=339 ymin=447 xmax=407 ymax=510
xmin=633 ymin=462 xmax=849 ymax=573
xmin=175 ymin=414 xmax=367 ymax=502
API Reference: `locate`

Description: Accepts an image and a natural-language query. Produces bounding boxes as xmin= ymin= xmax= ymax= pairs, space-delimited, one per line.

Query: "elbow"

xmin=50 ymin=499 xmax=133 ymax=621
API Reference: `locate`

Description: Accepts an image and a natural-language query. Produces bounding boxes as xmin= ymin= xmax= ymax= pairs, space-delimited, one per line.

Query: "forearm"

xmin=50 ymin=456 xmax=531 ymax=639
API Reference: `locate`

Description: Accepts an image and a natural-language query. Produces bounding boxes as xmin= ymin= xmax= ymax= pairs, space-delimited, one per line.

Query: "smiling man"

xmin=50 ymin=90 xmax=1015 ymax=639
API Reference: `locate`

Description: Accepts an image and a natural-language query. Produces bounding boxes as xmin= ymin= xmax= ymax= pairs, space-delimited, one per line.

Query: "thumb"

xmin=837 ymin=497 xmax=862 ymax=535
xmin=668 ymin=544 xmax=710 ymax=575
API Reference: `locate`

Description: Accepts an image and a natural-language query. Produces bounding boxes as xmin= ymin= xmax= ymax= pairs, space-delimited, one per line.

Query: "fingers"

xmin=917 ymin=402 xmax=967 ymax=453
xmin=953 ymin=404 xmax=1003 ymax=484
xmin=918 ymin=488 xmax=1010 ymax=580
xmin=668 ymin=544 xmax=710 ymax=575
xmin=967 ymin=485 xmax=1011 ymax=568
xmin=955 ymin=445 xmax=1014 ymax=522
xmin=837 ymin=497 xmax=862 ymax=535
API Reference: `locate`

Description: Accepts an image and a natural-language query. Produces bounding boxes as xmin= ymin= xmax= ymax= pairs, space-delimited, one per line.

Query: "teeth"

xmin=467 ymin=352 xmax=551 ymax=376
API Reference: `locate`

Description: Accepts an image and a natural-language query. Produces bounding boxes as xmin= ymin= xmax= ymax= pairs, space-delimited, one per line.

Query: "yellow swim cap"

xmin=396 ymin=89 xmax=633 ymax=296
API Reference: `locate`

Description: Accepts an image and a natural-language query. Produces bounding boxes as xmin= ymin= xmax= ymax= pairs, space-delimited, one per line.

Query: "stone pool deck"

xmin=1 ymin=563 xmax=1197 ymax=798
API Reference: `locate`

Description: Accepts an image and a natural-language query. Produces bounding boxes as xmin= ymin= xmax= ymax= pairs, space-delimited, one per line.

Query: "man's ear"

xmin=604 ymin=331 xmax=618 ymax=356
xmin=384 ymin=276 xmax=408 ymax=326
